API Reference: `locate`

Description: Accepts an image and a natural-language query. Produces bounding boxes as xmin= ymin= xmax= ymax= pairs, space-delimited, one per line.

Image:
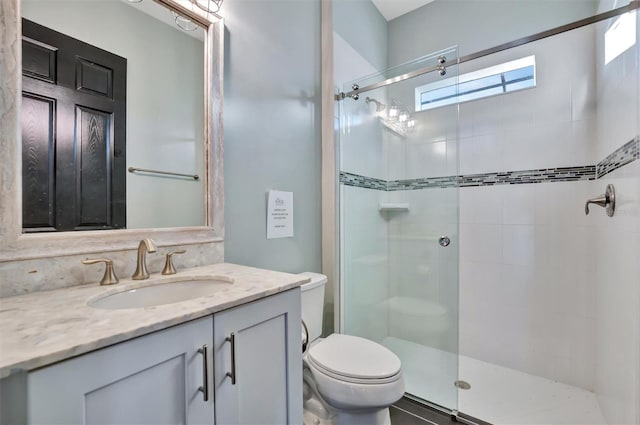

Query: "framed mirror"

xmin=0 ymin=0 xmax=224 ymax=261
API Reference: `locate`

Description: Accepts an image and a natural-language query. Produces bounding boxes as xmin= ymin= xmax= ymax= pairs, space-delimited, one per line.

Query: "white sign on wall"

xmin=267 ymin=190 xmax=294 ymax=239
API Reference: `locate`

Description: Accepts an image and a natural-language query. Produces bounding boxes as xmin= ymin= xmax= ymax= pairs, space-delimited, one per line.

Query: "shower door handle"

xmin=439 ymin=236 xmax=451 ymax=247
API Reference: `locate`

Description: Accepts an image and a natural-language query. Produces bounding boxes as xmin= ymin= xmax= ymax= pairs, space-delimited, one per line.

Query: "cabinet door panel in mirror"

xmin=21 ymin=0 xmax=206 ymax=232
xmin=21 ymin=93 xmax=56 ymax=230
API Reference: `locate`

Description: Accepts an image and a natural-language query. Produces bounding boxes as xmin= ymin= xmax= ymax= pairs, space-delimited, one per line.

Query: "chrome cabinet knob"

xmin=438 ymin=236 xmax=451 ymax=247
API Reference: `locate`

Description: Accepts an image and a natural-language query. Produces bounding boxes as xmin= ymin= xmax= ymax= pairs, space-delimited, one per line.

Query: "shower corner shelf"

xmin=378 ymin=203 xmax=410 ymax=212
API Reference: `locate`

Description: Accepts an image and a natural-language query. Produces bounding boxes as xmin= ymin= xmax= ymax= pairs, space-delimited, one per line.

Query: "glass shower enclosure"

xmin=338 ymin=47 xmax=460 ymax=410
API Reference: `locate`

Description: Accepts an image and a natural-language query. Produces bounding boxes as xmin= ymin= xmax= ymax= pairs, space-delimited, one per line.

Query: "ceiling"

xmin=370 ymin=0 xmax=436 ymax=21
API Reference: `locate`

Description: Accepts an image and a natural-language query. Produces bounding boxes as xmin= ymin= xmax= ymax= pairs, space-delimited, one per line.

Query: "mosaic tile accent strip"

xmin=340 ymin=172 xmax=387 ymax=190
xmin=342 ymin=167 xmax=595 ymax=192
xmin=340 ymin=136 xmax=639 ymax=192
xmin=455 ymin=166 xmax=595 ymax=188
xmin=596 ymin=136 xmax=640 ymax=178
xmin=387 ymin=176 xmax=458 ymax=191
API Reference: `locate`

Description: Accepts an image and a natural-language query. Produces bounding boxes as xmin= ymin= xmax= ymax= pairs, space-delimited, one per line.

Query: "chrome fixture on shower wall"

xmin=365 ymin=97 xmax=386 ymax=112
xmin=335 ymin=55 xmax=450 ymax=101
xmin=585 ymin=184 xmax=616 ymax=217
xmin=437 ymin=55 xmax=447 ymax=76
xmin=365 ymin=97 xmax=415 ymax=137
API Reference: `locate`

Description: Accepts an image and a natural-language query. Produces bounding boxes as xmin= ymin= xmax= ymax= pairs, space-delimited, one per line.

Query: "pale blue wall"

xmin=333 ymin=0 xmax=388 ymax=73
xmin=223 ymin=0 xmax=322 ymax=273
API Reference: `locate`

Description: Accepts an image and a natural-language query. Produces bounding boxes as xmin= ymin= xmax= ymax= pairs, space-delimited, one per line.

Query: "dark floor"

xmin=390 ymin=397 xmax=492 ymax=425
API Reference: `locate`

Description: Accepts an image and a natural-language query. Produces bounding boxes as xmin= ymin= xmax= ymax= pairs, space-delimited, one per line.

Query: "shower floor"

xmin=382 ymin=337 xmax=606 ymax=425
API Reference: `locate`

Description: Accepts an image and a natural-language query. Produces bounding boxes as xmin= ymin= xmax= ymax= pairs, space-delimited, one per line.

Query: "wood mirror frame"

xmin=0 ymin=0 xmax=224 ymax=262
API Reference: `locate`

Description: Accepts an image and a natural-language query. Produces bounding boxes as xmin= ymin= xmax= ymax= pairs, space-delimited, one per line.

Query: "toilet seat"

xmin=307 ymin=356 xmax=401 ymax=385
xmin=307 ymin=334 xmax=402 ymax=384
xmin=305 ymin=334 xmax=405 ymax=410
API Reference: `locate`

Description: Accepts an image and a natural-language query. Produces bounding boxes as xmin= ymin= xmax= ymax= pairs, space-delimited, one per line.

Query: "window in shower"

xmin=415 ymin=55 xmax=536 ymax=111
xmin=604 ymin=11 xmax=636 ymax=64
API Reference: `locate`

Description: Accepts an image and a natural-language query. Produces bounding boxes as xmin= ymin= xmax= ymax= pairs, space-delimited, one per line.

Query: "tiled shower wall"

xmin=383 ymin=25 xmax=602 ymax=390
xmin=337 ymin=2 xmax=639 ymax=411
xmin=593 ymin=3 xmax=640 ymax=422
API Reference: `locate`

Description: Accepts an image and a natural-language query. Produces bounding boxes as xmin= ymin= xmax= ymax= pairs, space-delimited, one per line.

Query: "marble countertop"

xmin=0 ymin=263 xmax=309 ymax=379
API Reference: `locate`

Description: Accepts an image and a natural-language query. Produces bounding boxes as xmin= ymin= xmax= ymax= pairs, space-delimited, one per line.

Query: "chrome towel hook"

xmin=585 ymin=184 xmax=615 ymax=217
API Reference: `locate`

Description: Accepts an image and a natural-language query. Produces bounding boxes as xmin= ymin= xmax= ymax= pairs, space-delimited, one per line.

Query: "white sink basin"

xmin=88 ymin=277 xmax=234 ymax=310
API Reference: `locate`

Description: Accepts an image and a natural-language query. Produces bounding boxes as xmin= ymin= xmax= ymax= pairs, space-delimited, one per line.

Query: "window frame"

xmin=414 ymin=55 xmax=537 ymax=112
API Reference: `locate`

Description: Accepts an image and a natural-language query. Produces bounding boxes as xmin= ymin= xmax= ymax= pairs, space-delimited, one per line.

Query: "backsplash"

xmin=0 ymin=241 xmax=224 ymax=298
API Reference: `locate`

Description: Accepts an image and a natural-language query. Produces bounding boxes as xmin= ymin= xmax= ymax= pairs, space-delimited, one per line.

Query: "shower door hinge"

xmin=334 ymin=92 xmax=346 ymax=101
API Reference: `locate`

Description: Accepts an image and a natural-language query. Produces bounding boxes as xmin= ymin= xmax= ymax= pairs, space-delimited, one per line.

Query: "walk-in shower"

xmin=333 ymin=1 xmax=640 ymax=424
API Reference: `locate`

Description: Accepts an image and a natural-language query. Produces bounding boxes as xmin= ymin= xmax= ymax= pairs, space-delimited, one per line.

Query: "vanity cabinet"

xmin=27 ymin=316 xmax=215 ymax=425
xmin=213 ymin=288 xmax=302 ymax=425
xmin=6 ymin=289 xmax=302 ymax=425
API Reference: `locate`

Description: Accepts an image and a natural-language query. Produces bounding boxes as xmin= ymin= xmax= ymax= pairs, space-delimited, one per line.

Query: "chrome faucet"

xmin=132 ymin=238 xmax=157 ymax=280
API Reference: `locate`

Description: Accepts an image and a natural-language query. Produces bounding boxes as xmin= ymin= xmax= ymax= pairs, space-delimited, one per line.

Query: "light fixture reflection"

xmin=192 ymin=0 xmax=223 ymax=13
xmin=365 ymin=97 xmax=416 ymax=136
xmin=173 ymin=12 xmax=198 ymax=31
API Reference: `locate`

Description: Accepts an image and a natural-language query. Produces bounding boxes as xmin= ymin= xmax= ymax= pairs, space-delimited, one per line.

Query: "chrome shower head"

xmin=365 ymin=97 xmax=386 ymax=112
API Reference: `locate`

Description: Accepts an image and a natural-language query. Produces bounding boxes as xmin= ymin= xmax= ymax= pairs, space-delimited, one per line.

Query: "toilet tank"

xmin=299 ymin=272 xmax=327 ymax=343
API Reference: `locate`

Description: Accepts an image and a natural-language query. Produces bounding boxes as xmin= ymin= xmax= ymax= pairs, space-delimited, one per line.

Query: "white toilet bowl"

xmin=300 ymin=273 xmax=405 ymax=425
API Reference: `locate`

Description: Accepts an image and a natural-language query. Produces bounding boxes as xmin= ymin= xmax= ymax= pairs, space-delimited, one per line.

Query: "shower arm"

xmin=365 ymin=97 xmax=385 ymax=112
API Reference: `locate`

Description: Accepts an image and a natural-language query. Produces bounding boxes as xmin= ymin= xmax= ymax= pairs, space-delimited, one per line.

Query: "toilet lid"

xmin=308 ymin=334 xmax=401 ymax=380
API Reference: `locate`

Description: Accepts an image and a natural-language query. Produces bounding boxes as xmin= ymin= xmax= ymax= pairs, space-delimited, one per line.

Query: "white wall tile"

xmin=472 ymin=97 xmax=501 ymax=137
xmin=595 ymin=16 xmax=639 ymax=421
xmin=458 ymin=136 xmax=474 ymax=175
xmin=499 ymin=88 xmax=536 ymax=127
xmin=473 ymin=133 xmax=503 ymax=174
xmin=459 ymin=180 xmax=599 ymax=391
xmin=458 ymin=102 xmax=473 ymax=139
xmin=503 ymin=185 xmax=536 ymax=225
xmin=342 ymin=185 xmax=389 ymax=343
xmin=460 ymin=186 xmax=504 ymax=225
xmin=502 ymin=225 xmax=536 ymax=266
xmin=460 ymin=223 xmax=503 ymax=264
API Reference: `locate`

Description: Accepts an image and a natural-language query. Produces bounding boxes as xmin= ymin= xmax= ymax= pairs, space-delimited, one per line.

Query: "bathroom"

xmin=1 ymin=0 xmax=639 ymax=424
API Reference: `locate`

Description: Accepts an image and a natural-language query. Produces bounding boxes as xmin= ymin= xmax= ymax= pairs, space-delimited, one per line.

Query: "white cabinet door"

xmin=214 ymin=289 xmax=302 ymax=425
xmin=27 ymin=316 xmax=214 ymax=425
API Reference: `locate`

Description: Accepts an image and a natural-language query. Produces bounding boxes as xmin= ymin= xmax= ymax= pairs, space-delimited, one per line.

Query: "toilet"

xmin=300 ymin=272 xmax=405 ymax=425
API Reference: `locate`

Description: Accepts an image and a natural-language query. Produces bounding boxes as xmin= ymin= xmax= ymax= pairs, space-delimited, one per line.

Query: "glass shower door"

xmin=338 ymin=47 xmax=460 ymax=411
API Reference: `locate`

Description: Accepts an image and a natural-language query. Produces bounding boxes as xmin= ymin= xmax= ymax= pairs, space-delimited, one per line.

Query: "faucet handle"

xmin=162 ymin=250 xmax=186 ymax=275
xmin=82 ymin=258 xmax=119 ymax=286
xmin=585 ymin=184 xmax=615 ymax=217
